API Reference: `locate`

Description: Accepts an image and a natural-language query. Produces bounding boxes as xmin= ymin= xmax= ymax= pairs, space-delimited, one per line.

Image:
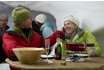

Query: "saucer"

xmin=40 ymin=55 xmax=54 ymax=59
xmin=68 ymin=54 xmax=89 ymax=58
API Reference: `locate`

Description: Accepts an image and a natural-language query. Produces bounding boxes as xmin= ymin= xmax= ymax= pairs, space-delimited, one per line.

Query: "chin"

xmin=65 ymin=31 xmax=70 ymax=33
xmin=65 ymin=31 xmax=74 ymax=34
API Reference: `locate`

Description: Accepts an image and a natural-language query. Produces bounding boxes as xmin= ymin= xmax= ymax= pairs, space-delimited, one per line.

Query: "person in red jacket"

xmin=2 ymin=6 xmax=45 ymax=70
xmin=0 ymin=14 xmax=9 ymax=63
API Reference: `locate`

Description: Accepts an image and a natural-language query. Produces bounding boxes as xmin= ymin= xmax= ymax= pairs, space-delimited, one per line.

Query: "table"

xmin=6 ymin=57 xmax=104 ymax=70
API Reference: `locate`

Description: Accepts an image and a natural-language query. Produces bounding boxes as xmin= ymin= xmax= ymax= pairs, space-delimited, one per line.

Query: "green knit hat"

xmin=12 ymin=7 xmax=31 ymax=27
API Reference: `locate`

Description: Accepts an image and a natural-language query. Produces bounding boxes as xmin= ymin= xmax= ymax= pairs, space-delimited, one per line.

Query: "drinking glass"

xmin=45 ymin=39 xmax=50 ymax=57
xmin=45 ymin=39 xmax=53 ymax=63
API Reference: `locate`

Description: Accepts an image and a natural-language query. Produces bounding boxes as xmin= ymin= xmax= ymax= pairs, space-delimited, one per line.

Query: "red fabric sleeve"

xmin=3 ymin=33 xmax=23 ymax=57
xmin=40 ymin=36 xmax=45 ymax=48
xmin=48 ymin=30 xmax=64 ymax=46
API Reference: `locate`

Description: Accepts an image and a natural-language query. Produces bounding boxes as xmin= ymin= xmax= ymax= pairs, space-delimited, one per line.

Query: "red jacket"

xmin=48 ymin=30 xmax=64 ymax=46
xmin=3 ymin=26 xmax=64 ymax=57
xmin=3 ymin=28 xmax=45 ymax=57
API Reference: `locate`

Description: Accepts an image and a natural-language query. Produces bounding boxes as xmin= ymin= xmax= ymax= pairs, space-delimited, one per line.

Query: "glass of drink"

xmin=45 ymin=39 xmax=50 ymax=56
xmin=45 ymin=39 xmax=54 ymax=63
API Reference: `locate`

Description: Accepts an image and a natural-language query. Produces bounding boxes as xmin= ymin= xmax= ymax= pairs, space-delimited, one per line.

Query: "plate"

xmin=40 ymin=55 xmax=54 ymax=59
xmin=68 ymin=54 xmax=89 ymax=58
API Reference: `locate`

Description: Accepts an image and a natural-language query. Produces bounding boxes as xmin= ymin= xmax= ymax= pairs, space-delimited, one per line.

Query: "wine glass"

xmin=45 ymin=39 xmax=50 ymax=58
xmin=45 ymin=39 xmax=54 ymax=63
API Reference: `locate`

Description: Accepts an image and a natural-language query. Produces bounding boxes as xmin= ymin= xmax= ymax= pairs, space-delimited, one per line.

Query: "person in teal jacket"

xmin=49 ymin=15 xmax=102 ymax=57
xmin=35 ymin=14 xmax=56 ymax=38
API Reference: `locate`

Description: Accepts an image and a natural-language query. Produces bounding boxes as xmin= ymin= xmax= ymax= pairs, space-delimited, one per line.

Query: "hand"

xmin=89 ymin=47 xmax=96 ymax=56
xmin=59 ymin=27 xmax=65 ymax=33
xmin=54 ymin=43 xmax=60 ymax=48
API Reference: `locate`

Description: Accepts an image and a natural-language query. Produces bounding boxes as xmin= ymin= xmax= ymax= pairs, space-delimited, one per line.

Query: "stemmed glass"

xmin=45 ymin=39 xmax=50 ymax=59
xmin=45 ymin=39 xmax=54 ymax=63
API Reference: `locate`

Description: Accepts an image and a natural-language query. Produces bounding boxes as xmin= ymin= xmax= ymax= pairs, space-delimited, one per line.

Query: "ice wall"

xmin=1 ymin=1 xmax=104 ymax=55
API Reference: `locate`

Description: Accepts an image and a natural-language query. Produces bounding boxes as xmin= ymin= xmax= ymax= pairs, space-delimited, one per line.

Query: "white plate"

xmin=41 ymin=55 xmax=54 ymax=59
xmin=68 ymin=54 xmax=89 ymax=57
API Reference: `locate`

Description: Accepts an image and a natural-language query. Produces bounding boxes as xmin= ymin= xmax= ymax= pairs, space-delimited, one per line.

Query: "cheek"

xmin=26 ymin=21 xmax=32 ymax=25
xmin=29 ymin=21 xmax=32 ymax=26
xmin=4 ymin=22 xmax=7 ymax=25
xmin=28 ymin=20 xmax=32 ymax=24
xmin=64 ymin=25 xmax=71 ymax=29
xmin=0 ymin=21 xmax=3 ymax=24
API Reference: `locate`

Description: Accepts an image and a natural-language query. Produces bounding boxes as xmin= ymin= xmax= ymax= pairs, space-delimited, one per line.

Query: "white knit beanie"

xmin=35 ymin=14 xmax=47 ymax=24
xmin=63 ymin=15 xmax=79 ymax=26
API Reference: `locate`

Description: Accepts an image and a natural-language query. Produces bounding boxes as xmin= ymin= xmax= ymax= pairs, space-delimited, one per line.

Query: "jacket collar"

xmin=6 ymin=26 xmax=33 ymax=42
xmin=72 ymin=27 xmax=84 ymax=42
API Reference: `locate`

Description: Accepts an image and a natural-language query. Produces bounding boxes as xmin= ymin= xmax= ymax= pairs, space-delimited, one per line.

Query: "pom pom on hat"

xmin=12 ymin=7 xmax=31 ymax=27
xmin=63 ymin=15 xmax=80 ymax=26
xmin=35 ymin=14 xmax=47 ymax=24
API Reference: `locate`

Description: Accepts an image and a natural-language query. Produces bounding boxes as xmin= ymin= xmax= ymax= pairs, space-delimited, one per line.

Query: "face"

xmin=64 ymin=20 xmax=77 ymax=34
xmin=0 ymin=16 xmax=8 ymax=28
xmin=21 ymin=17 xmax=32 ymax=29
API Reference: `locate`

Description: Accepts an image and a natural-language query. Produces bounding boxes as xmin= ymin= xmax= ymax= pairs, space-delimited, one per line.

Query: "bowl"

xmin=66 ymin=43 xmax=86 ymax=51
xmin=12 ymin=47 xmax=44 ymax=64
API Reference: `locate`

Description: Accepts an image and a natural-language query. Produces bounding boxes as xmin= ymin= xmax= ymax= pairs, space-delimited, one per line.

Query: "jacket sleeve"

xmin=2 ymin=33 xmax=22 ymax=57
xmin=42 ymin=26 xmax=54 ymax=38
xmin=40 ymin=36 xmax=45 ymax=48
xmin=48 ymin=31 xmax=64 ymax=47
xmin=86 ymin=31 xmax=102 ymax=56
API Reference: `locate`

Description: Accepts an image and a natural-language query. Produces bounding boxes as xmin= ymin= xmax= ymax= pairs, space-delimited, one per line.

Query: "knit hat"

xmin=12 ymin=7 xmax=31 ymax=27
xmin=35 ymin=14 xmax=47 ymax=24
xmin=63 ymin=15 xmax=79 ymax=26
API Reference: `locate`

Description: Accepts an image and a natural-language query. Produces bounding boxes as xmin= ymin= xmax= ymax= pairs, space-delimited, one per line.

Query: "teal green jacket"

xmin=61 ymin=28 xmax=102 ymax=56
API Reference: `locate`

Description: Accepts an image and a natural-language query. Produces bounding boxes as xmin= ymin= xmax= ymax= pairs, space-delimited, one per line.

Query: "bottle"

xmin=55 ymin=35 xmax=62 ymax=60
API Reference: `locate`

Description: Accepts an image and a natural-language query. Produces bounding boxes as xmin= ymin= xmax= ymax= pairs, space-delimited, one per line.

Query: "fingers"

xmin=59 ymin=27 xmax=65 ymax=33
